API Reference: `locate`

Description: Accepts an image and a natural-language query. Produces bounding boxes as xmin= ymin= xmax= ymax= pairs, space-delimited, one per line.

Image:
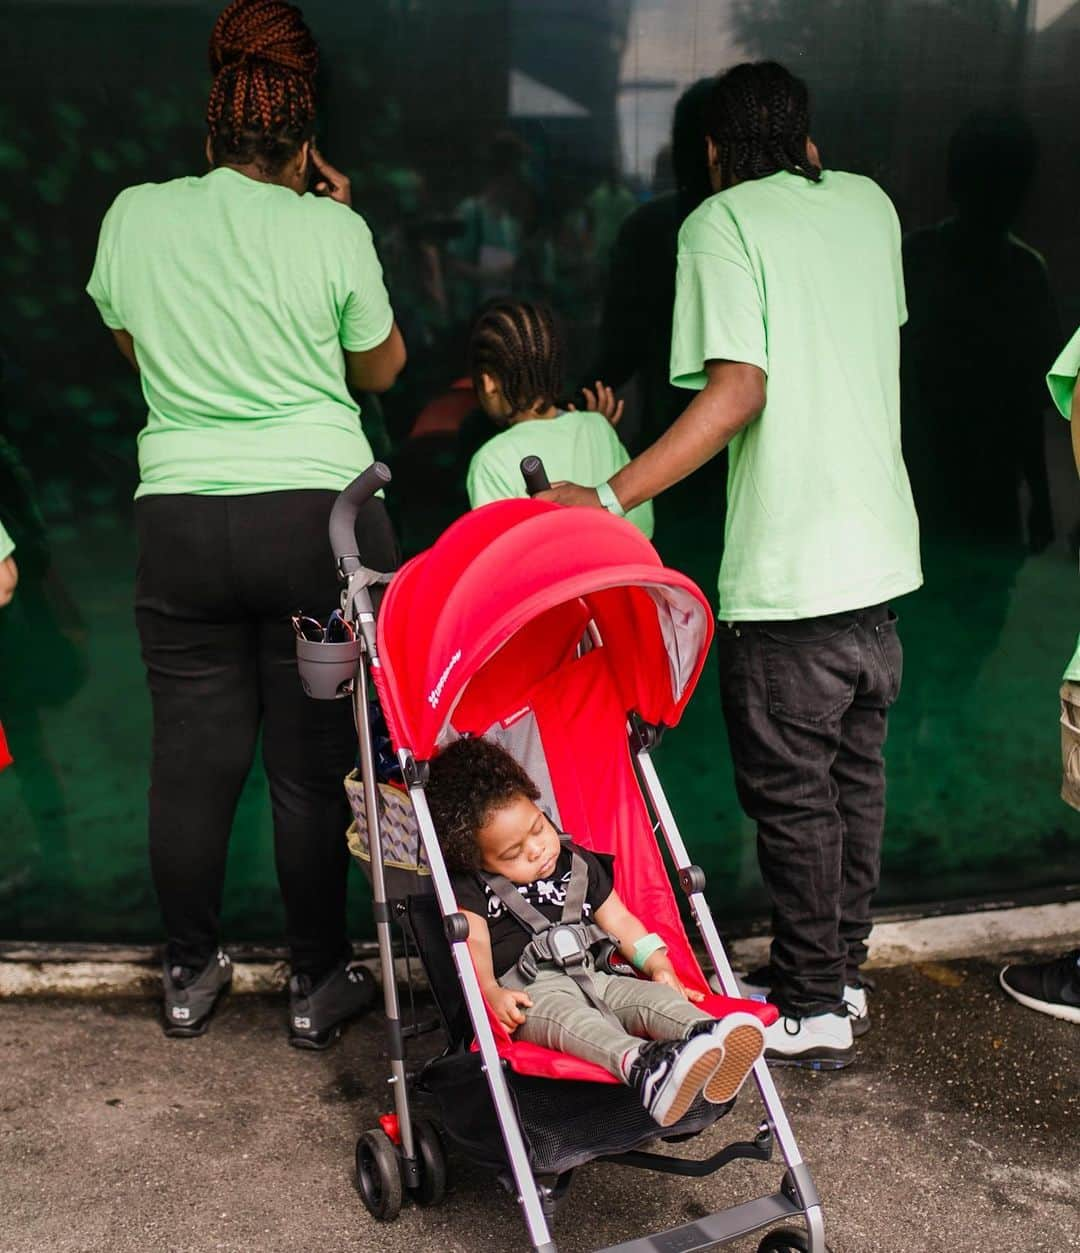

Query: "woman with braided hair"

xmin=544 ymin=61 xmax=921 ymax=1068
xmin=87 ymin=0 xmax=405 ymax=1045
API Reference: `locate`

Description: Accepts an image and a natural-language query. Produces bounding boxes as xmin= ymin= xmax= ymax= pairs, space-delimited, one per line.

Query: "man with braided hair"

xmin=544 ymin=62 xmax=921 ymax=1068
xmin=87 ymin=0 xmax=405 ymax=1046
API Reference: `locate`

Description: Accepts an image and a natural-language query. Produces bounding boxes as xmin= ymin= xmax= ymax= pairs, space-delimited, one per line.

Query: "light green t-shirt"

xmin=87 ymin=168 xmax=394 ymax=497
xmin=1048 ymin=328 xmax=1080 ymax=680
xmin=466 ymin=409 xmax=654 ymax=538
xmin=670 ymin=169 xmax=922 ymax=620
xmin=0 ymin=520 xmax=13 ymax=562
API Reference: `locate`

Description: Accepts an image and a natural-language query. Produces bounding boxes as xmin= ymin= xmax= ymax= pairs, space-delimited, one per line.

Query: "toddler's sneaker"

xmin=626 ymin=1034 xmax=724 ymax=1128
xmin=763 ymin=1010 xmax=854 ymax=1069
xmin=162 ymin=949 xmax=232 ymax=1038
xmin=686 ymin=1012 xmax=766 ymax=1103
xmin=289 ymin=960 xmax=377 ymax=1050
xmin=999 ymin=950 xmax=1080 ymax=1024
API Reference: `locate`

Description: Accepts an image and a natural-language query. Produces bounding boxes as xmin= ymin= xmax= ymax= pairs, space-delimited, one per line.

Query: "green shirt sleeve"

xmin=339 ymin=215 xmax=395 ymax=353
xmin=670 ymin=208 xmax=767 ymax=391
xmin=0 ymin=520 xmax=14 ymax=563
xmin=86 ymin=189 xmax=132 ymax=330
xmin=466 ymin=441 xmax=517 ymax=508
xmin=1047 ymin=327 xmax=1080 ymax=420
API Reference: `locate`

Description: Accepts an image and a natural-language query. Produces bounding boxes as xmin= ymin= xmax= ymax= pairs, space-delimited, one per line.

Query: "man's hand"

xmin=648 ymin=961 xmax=705 ymax=1003
xmin=310 ymin=147 xmax=351 ymax=206
xmin=571 ymin=380 xmax=624 ymax=427
xmin=538 ymin=482 xmax=603 ymax=510
xmin=486 ymin=985 xmax=532 ymax=1031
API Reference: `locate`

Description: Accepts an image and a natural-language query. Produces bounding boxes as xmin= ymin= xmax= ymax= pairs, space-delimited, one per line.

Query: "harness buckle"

xmin=546 ymin=924 xmax=589 ymax=969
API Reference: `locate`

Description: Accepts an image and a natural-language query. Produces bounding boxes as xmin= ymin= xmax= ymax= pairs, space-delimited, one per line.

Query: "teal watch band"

xmin=595 ymin=480 xmax=626 ymax=517
xmin=631 ymin=932 xmax=667 ymax=971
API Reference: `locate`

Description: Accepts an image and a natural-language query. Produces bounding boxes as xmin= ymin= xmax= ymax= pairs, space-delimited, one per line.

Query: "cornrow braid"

xmin=468 ymin=300 xmax=565 ymax=421
xmin=706 ymin=61 xmax=821 ymax=189
xmin=206 ymin=0 xmax=318 ymax=175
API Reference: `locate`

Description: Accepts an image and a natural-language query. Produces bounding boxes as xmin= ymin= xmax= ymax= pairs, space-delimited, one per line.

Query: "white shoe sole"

xmin=999 ymin=968 xmax=1080 ymax=1024
xmin=702 ymin=1014 xmax=766 ymax=1103
xmin=650 ymin=1035 xmax=725 ymax=1128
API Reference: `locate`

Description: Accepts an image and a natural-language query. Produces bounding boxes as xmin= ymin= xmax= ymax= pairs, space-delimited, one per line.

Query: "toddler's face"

xmin=476 ymin=795 xmax=562 ymax=885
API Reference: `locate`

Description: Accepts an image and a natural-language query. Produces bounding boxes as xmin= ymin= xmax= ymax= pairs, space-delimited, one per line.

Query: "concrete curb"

xmin=3 ymin=900 xmax=1079 ymax=999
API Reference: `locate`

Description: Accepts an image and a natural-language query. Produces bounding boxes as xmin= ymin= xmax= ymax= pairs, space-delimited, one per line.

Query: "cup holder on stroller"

xmin=296 ymin=636 xmax=362 ymax=700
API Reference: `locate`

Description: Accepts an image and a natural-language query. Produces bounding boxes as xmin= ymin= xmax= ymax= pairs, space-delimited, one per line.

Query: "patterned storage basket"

xmin=344 ymin=769 xmax=432 ymax=899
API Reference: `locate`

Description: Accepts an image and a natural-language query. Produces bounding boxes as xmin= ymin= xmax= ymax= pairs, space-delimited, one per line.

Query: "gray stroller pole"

xmin=633 ymin=746 xmax=829 ymax=1253
xmin=350 ymin=633 xmax=420 ymax=1187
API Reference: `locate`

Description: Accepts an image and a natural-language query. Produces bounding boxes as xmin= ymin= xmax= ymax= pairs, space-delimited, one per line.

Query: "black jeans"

xmin=134 ymin=490 xmax=398 ymax=979
xmin=716 ymin=604 xmax=903 ymax=1018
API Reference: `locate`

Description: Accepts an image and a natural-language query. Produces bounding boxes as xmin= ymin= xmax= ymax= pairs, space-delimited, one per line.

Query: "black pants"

xmin=716 ymin=604 xmax=903 ymax=1018
xmin=134 ymin=490 xmax=398 ymax=979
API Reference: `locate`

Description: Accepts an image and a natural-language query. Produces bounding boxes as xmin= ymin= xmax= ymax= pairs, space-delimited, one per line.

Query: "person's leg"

xmin=592 ymin=969 xmax=711 ymax=1039
xmin=716 ymin=616 xmax=859 ymax=1020
xmin=515 ymin=969 xmax=644 ymax=1075
xmin=135 ymin=496 xmax=259 ymax=975
xmin=250 ymin=492 xmax=400 ymax=981
xmin=836 ymin=607 xmax=901 ymax=988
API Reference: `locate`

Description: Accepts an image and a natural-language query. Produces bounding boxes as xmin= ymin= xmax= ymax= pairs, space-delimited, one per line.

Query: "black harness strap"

xmin=482 ymin=844 xmax=624 ymax=1030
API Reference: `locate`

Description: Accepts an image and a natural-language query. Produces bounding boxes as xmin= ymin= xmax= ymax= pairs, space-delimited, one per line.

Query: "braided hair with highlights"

xmin=706 ymin=61 xmax=821 ymax=189
xmin=468 ymin=300 xmax=565 ymax=421
xmin=206 ymin=0 xmax=318 ymax=175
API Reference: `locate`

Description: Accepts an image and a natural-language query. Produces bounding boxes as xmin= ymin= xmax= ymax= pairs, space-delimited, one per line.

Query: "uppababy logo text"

xmin=428 ymin=650 xmax=462 ymax=709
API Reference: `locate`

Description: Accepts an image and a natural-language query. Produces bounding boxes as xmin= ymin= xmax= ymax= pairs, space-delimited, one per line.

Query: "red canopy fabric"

xmin=374 ymin=500 xmax=715 ymax=759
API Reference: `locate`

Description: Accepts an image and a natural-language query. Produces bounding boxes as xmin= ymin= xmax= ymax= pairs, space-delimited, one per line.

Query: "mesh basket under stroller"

xmin=297 ymin=464 xmax=831 ymax=1253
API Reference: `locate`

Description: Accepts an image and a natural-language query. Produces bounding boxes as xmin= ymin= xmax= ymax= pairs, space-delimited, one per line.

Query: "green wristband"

xmin=631 ymin=932 xmax=667 ymax=971
xmin=595 ymin=480 xmax=626 ymax=518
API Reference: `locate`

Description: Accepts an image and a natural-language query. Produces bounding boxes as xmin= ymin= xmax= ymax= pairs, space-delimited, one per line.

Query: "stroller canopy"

xmin=375 ymin=499 xmax=714 ymax=758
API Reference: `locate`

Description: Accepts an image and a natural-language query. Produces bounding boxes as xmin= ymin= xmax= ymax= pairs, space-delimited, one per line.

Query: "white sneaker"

xmin=731 ymin=967 xmax=871 ymax=1038
xmin=763 ymin=1011 xmax=854 ymax=1069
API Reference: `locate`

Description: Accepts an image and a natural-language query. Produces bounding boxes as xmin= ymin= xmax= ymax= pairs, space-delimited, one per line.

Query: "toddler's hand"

xmin=570 ymin=380 xmax=624 ymax=427
xmin=488 ymin=986 xmax=532 ymax=1031
xmin=651 ymin=967 xmax=704 ymax=1003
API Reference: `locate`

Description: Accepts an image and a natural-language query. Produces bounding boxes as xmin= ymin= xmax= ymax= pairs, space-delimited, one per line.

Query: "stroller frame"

xmin=312 ymin=467 xmax=829 ymax=1253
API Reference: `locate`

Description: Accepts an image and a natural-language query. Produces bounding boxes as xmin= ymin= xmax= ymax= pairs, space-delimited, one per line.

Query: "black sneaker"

xmin=288 ymin=961 xmax=377 ymax=1050
xmin=626 ymin=1033 xmax=723 ymax=1128
xmin=999 ymin=950 xmax=1080 ymax=1024
xmin=162 ymin=949 xmax=232 ymax=1038
xmin=686 ymin=1012 xmax=767 ymax=1103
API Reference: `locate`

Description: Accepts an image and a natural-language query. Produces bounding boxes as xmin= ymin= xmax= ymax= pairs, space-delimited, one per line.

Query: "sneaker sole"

xmin=653 ymin=1040 xmax=724 ymax=1127
xmin=999 ymin=969 xmax=1080 ymax=1024
xmin=764 ymin=1046 xmax=854 ymax=1071
xmin=703 ymin=1019 xmax=766 ymax=1103
xmin=289 ymin=1022 xmax=345 ymax=1051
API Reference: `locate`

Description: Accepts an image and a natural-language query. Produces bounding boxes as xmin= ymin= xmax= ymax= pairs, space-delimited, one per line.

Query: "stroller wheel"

xmin=757 ymin=1228 xmax=833 ymax=1253
xmin=355 ymin=1129 xmax=403 ymax=1221
xmin=409 ymin=1118 xmax=448 ymax=1207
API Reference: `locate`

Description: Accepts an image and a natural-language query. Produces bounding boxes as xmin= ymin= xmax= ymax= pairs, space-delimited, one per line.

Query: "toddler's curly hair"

xmin=425 ymin=737 xmax=540 ymax=873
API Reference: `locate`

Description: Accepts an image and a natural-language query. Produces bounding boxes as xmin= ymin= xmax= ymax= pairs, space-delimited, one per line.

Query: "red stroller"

xmin=297 ymin=464 xmax=830 ymax=1253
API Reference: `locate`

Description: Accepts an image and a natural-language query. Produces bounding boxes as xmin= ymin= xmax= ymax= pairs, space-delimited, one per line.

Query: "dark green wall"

xmin=2 ymin=0 xmax=1078 ymax=945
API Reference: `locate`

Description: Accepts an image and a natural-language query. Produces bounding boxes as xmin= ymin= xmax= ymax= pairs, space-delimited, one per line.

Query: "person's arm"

xmin=540 ymin=359 xmax=765 ymax=512
xmin=344 ymin=323 xmax=406 ymax=394
xmin=110 ymin=329 xmax=139 ymax=373
xmin=463 ymin=908 xmax=532 ymax=1031
xmin=0 ymin=556 xmax=16 ymax=607
xmin=1072 ymin=384 xmax=1080 ymax=478
xmin=593 ymin=891 xmax=704 ymax=1002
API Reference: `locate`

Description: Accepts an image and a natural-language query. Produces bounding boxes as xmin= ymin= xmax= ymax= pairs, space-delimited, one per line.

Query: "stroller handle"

xmin=329 ymin=462 xmax=392 ymax=571
xmin=520 ymin=455 xmax=550 ymax=497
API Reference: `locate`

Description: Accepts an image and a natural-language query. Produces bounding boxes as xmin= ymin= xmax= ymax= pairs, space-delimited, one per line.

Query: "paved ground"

xmin=2 ymin=954 xmax=1078 ymax=1253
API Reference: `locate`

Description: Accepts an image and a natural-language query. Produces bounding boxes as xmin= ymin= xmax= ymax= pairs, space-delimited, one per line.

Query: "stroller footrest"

xmin=592 ymin=1190 xmax=802 ymax=1253
xmin=605 ymin=1129 xmax=771 ymax=1178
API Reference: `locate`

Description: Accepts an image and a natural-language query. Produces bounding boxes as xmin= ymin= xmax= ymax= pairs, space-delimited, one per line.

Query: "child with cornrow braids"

xmin=464 ymin=300 xmax=654 ymax=537
xmin=87 ymin=0 xmax=405 ymax=1048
